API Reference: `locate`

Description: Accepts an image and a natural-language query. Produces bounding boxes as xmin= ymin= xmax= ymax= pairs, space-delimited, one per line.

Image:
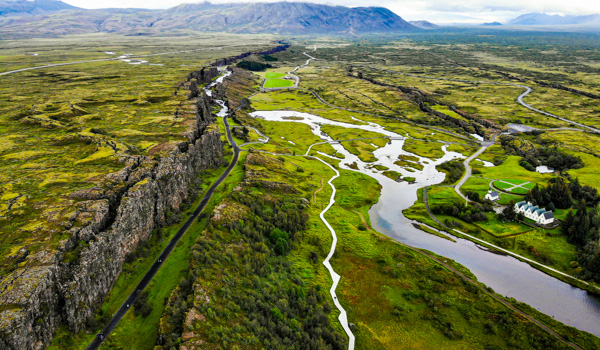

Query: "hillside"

xmin=409 ymin=20 xmax=439 ymax=29
xmin=0 ymin=0 xmax=77 ymax=16
xmin=0 ymin=1 xmax=418 ymax=37
xmin=508 ymin=13 xmax=600 ymax=26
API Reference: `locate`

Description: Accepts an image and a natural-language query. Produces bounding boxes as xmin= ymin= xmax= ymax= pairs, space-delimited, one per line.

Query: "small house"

xmin=515 ymin=201 xmax=527 ymax=213
xmin=532 ymin=208 xmax=547 ymax=222
xmin=539 ymin=211 xmax=555 ymax=225
xmin=485 ymin=190 xmax=500 ymax=201
xmin=524 ymin=205 xmax=539 ymax=219
xmin=514 ymin=201 xmax=554 ymax=225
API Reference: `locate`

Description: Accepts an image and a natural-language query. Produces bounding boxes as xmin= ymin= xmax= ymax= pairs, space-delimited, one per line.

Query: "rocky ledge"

xmin=0 ymin=73 xmax=225 ymax=349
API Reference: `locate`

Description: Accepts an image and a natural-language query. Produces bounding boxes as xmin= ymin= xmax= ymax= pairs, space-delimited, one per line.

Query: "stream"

xmin=249 ymin=109 xmax=600 ymax=338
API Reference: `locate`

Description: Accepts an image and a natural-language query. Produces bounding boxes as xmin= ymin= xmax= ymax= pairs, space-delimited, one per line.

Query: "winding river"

xmin=249 ymin=109 xmax=600 ymax=338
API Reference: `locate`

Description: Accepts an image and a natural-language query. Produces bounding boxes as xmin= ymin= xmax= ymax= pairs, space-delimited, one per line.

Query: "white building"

xmin=485 ymin=189 xmax=500 ymax=201
xmin=514 ymin=201 xmax=555 ymax=225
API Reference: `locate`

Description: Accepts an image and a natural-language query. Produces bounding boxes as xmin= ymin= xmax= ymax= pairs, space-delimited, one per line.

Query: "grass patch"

xmin=264 ymin=78 xmax=295 ymax=88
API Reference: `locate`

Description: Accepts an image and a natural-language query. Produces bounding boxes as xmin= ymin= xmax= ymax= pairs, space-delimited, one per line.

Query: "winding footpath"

xmin=240 ymin=52 xmax=357 ymax=348
xmin=237 ymin=147 xmax=358 ymax=349
xmin=87 ymin=74 xmax=239 ymax=350
xmin=516 ymin=86 xmax=600 ymax=133
xmin=312 ymin=156 xmax=356 ymax=350
xmin=0 ymin=46 xmax=233 ymax=76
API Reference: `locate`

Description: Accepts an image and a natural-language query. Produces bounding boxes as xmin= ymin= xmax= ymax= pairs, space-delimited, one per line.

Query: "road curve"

xmin=365 ymin=65 xmax=600 ymax=134
xmin=454 ymin=143 xmax=491 ymax=201
xmin=516 ymin=85 xmax=600 ymax=133
xmin=261 ymin=51 xmax=316 ymax=92
xmin=87 ymin=93 xmax=239 ymax=350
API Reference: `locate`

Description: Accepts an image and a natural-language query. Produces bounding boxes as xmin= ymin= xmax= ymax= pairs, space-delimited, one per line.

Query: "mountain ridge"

xmin=409 ymin=20 xmax=439 ymax=29
xmin=0 ymin=1 xmax=419 ymax=37
xmin=508 ymin=12 xmax=600 ymax=26
xmin=0 ymin=0 xmax=78 ymax=16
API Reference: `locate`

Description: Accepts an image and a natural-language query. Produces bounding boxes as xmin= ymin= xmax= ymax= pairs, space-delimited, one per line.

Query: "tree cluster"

xmin=563 ymin=201 xmax=600 ymax=246
xmin=500 ymin=135 xmax=583 ymax=171
xmin=498 ymin=200 xmax=519 ymax=222
xmin=236 ymin=61 xmax=273 ymax=72
xmin=157 ymin=187 xmax=346 ymax=349
xmin=431 ymin=201 xmax=490 ymax=223
xmin=562 ymin=202 xmax=600 ymax=282
xmin=437 ymin=160 xmax=465 ymax=185
xmin=525 ymin=177 xmax=599 ymax=210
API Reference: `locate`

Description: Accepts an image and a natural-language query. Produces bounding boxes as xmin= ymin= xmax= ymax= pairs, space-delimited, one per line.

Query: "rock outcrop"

xmin=212 ymin=44 xmax=290 ymax=67
xmin=0 ymin=76 xmax=225 ymax=349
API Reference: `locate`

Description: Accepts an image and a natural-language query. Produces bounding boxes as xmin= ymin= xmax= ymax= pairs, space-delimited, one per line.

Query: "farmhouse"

xmin=514 ymin=201 xmax=555 ymax=225
xmin=484 ymin=189 xmax=500 ymax=201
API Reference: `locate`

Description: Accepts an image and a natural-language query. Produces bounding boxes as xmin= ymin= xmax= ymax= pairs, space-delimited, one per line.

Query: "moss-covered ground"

xmin=0 ymin=34 xmax=276 ymax=277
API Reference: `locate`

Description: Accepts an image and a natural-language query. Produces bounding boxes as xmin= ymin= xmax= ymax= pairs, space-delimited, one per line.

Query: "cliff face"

xmin=212 ymin=44 xmax=290 ymax=66
xmin=0 ymin=79 xmax=224 ymax=349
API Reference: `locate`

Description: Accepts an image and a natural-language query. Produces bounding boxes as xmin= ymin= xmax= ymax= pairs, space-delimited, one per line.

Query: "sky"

xmin=61 ymin=0 xmax=600 ymax=23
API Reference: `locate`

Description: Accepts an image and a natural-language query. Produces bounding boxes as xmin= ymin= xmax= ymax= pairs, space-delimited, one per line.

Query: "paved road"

xmin=365 ymin=65 xmax=600 ymax=134
xmin=454 ymin=142 xmax=492 ymax=202
xmin=261 ymin=51 xmax=316 ymax=92
xmin=516 ymin=86 xmax=600 ymax=133
xmin=232 ymin=125 xmax=270 ymax=148
xmin=87 ymin=101 xmax=239 ymax=350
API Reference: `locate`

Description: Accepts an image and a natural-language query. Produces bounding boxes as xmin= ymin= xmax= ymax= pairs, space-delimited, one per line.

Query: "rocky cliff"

xmin=212 ymin=44 xmax=290 ymax=67
xmin=0 ymin=73 xmax=225 ymax=349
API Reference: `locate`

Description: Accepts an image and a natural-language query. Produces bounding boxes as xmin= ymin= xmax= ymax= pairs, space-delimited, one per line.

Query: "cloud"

xmin=62 ymin=0 xmax=600 ymax=23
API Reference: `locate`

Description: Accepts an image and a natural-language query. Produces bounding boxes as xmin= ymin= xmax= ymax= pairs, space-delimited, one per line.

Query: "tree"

xmin=134 ymin=291 xmax=152 ymax=318
xmin=500 ymin=200 xmax=517 ymax=222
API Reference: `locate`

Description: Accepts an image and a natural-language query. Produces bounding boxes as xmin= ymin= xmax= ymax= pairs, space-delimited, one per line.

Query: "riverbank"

xmin=411 ymin=185 xmax=600 ymax=295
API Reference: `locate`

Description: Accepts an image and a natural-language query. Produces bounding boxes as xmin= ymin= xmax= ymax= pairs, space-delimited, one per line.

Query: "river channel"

xmin=249 ymin=109 xmax=600 ymax=338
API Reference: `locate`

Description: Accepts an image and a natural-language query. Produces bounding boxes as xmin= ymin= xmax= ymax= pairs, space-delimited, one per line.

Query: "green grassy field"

xmin=265 ymin=72 xmax=286 ymax=79
xmin=264 ymin=78 xmax=295 ymax=88
xmin=494 ymin=180 xmax=536 ymax=194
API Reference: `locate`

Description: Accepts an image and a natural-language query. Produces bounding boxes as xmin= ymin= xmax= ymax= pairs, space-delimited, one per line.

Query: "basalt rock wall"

xmin=0 ymin=84 xmax=224 ymax=349
xmin=212 ymin=44 xmax=290 ymax=66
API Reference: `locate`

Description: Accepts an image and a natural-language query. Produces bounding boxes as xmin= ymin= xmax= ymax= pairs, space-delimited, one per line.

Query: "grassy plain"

xmin=0 ymin=34 xmax=276 ymax=276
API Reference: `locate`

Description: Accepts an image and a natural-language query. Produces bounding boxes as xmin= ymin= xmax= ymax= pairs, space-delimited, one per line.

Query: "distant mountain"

xmin=0 ymin=0 xmax=78 ymax=16
xmin=508 ymin=13 xmax=600 ymax=26
xmin=409 ymin=20 xmax=438 ymax=29
xmin=0 ymin=2 xmax=419 ymax=37
xmin=482 ymin=21 xmax=502 ymax=26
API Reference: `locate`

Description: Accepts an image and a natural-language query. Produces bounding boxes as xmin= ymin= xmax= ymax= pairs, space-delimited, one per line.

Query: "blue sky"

xmin=61 ymin=0 xmax=600 ymax=23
